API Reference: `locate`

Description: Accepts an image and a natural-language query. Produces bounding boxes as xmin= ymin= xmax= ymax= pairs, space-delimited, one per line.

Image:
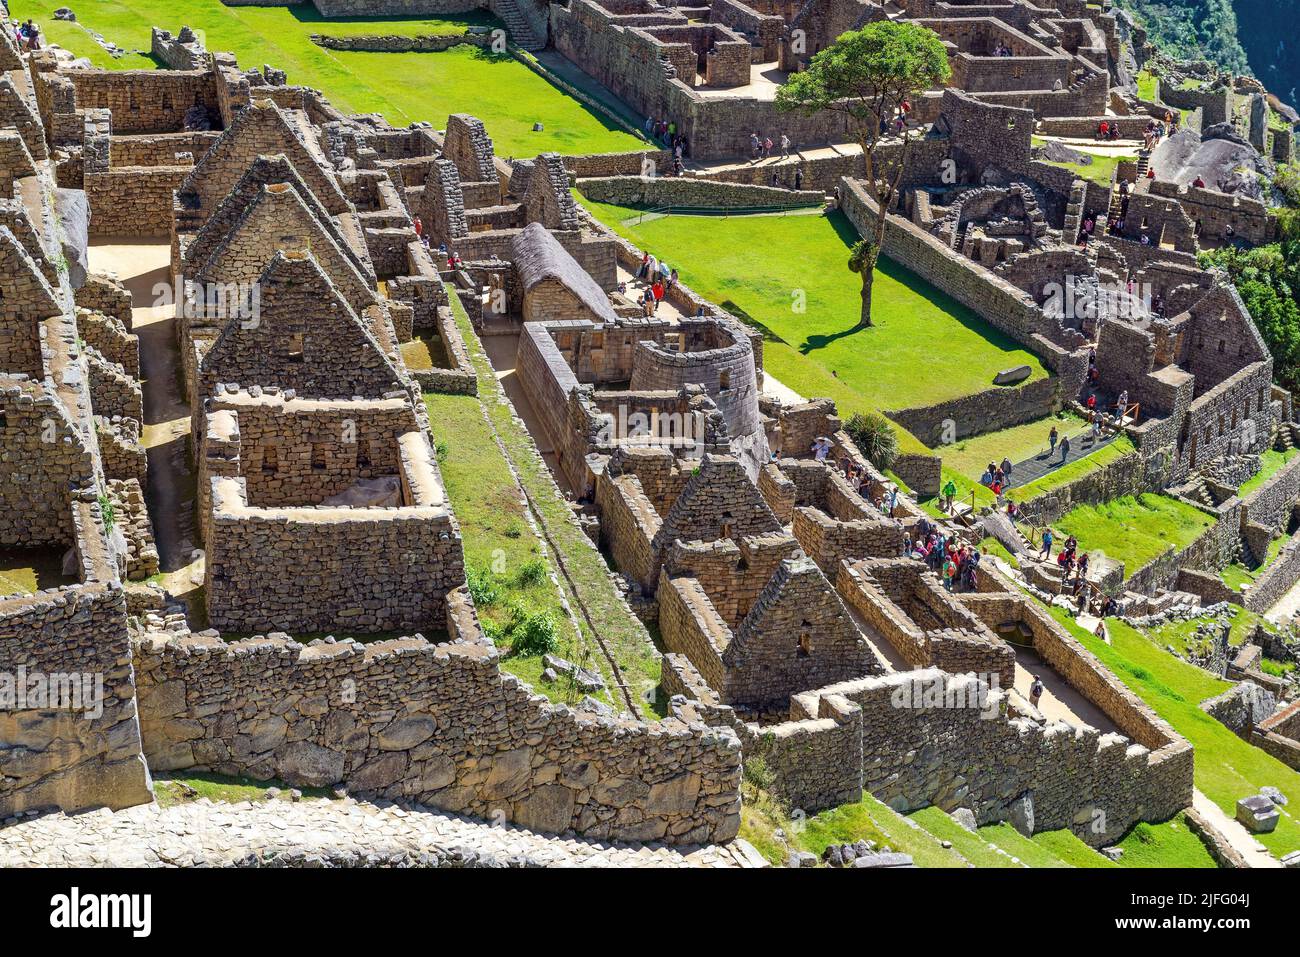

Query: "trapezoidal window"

xmin=719 ymin=370 xmax=730 ymax=392
xmin=261 ymin=445 xmax=278 ymax=473
xmin=797 ymin=627 xmax=812 ymax=658
xmin=288 ymin=332 xmax=305 ymax=363
xmin=311 ymin=444 xmax=327 ymax=471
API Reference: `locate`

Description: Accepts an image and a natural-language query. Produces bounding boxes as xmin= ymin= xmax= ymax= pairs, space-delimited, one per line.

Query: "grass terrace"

xmin=1136 ymin=69 xmax=1159 ymax=102
xmin=1047 ymin=605 xmax=1300 ymax=858
xmin=1050 ymin=493 xmax=1215 ymax=577
xmin=438 ymin=283 xmax=662 ymax=716
xmin=11 ymin=0 xmax=642 ymax=156
xmin=1033 ymin=138 xmax=1134 ymax=187
xmin=579 ymin=198 xmax=1050 ymax=454
xmin=425 ymin=393 xmax=608 ymax=704
xmin=1238 ymin=447 xmax=1300 ymax=497
xmin=0 ymin=547 xmax=77 ymax=596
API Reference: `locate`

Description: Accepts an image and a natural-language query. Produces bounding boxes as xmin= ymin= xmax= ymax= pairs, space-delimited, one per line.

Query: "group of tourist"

xmin=805 ymin=436 xmax=900 ymax=516
xmin=989 ymin=41 xmax=1014 ymax=57
xmin=10 ymin=19 xmax=40 ymax=51
xmin=906 ymin=518 xmax=984 ymax=592
xmin=1094 ymin=120 xmax=1122 ymax=141
xmin=749 ymin=132 xmax=792 ymax=162
xmin=632 ymin=252 xmax=678 ymax=316
xmin=1142 ymin=113 xmax=1176 ymax=151
xmin=643 ymin=117 xmax=690 ymax=174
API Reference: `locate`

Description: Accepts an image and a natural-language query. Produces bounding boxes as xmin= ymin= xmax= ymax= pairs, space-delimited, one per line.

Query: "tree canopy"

xmin=775 ymin=21 xmax=951 ymax=136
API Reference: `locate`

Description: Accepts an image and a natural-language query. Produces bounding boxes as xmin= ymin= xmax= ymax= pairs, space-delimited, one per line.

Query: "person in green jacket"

xmin=942 ymin=478 xmax=957 ymax=512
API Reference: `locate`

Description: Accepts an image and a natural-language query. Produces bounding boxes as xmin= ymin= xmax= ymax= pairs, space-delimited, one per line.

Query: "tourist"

xmin=1029 ymin=675 xmax=1044 ymax=708
xmin=1048 ymin=425 xmax=1059 ymax=456
xmin=650 ymin=279 xmax=665 ymax=313
xmin=1085 ymin=392 xmax=1097 ymax=420
xmin=1098 ymin=120 xmax=1109 ymax=140
xmin=812 ymin=436 xmax=831 ymax=462
xmin=1039 ymin=528 xmax=1053 ymax=560
xmin=942 ymin=554 xmax=957 ymax=592
xmin=763 ymin=136 xmax=773 ymax=159
xmin=750 ymin=132 xmax=761 ymax=160
xmin=1115 ymin=389 xmax=1128 ymax=417
xmin=1058 ymin=433 xmax=1071 ymax=463
xmin=668 ymin=267 xmax=678 ymax=290
xmin=886 ymin=485 xmax=898 ymax=516
xmin=780 ymin=133 xmax=791 ymax=155
xmin=1094 ymin=617 xmax=1109 ymax=642
xmin=1076 ymin=552 xmax=1090 ymax=584
xmin=641 ymin=286 xmax=655 ymax=317
xmin=942 ymin=477 xmax=957 ymax=512
xmin=794 ymin=167 xmax=804 ymax=191
xmin=1006 ymin=498 xmax=1021 ymax=523
xmin=1192 ymin=175 xmax=1206 ymax=188
xmin=1000 ymin=455 xmax=1013 ymax=481
xmin=412 ymin=215 xmax=425 ymax=245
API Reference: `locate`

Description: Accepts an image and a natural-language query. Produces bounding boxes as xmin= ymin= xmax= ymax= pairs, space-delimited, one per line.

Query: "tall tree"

xmin=776 ymin=22 xmax=949 ymax=326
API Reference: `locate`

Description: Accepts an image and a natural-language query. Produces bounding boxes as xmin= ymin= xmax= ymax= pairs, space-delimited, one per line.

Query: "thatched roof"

xmin=512 ymin=223 xmax=617 ymax=323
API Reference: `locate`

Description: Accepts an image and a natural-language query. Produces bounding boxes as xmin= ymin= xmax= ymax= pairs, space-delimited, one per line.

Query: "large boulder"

xmin=1235 ymin=794 xmax=1280 ymax=833
xmin=54 ymin=188 xmax=90 ymax=290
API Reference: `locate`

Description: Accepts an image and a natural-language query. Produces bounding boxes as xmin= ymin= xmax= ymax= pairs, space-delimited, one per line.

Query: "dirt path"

xmin=88 ymin=239 xmax=204 ymax=613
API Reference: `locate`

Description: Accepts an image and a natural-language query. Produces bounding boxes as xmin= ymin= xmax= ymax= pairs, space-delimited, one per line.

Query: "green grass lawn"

xmin=441 ymin=284 xmax=661 ymax=715
xmin=1036 ymin=146 xmax=1134 ymax=187
xmin=797 ymin=795 xmax=970 ymax=867
xmin=579 ymin=199 xmax=1050 ymax=452
xmin=1136 ymin=69 xmax=1159 ymax=102
xmin=423 ymin=391 xmax=606 ymax=705
xmin=1051 ymin=493 xmax=1215 ymax=577
xmin=1028 ymin=827 xmax=1118 ymax=867
xmin=908 ymin=806 xmax=1022 ymax=867
xmin=11 ymin=0 xmax=642 ymax=157
xmin=1114 ymin=814 xmax=1218 ymax=868
xmin=1220 ymin=533 xmax=1289 ymax=592
xmin=1238 ymin=447 xmax=1300 ymax=497
xmin=153 ymin=771 xmax=338 ymax=807
xmin=1047 ymin=605 xmax=1300 ymax=859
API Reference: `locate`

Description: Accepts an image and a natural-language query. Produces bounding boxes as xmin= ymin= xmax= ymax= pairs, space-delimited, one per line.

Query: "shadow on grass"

xmin=720 ymin=299 xmax=790 ymax=345
xmin=819 ymin=210 xmax=1051 ymax=365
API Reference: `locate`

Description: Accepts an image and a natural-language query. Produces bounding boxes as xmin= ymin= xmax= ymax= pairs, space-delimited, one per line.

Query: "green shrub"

xmin=466 ymin=566 xmax=499 ymax=607
xmin=508 ymin=609 xmax=558 ymax=656
xmin=513 ymin=557 xmax=548 ymax=588
xmin=844 ymin=410 xmax=899 ymax=471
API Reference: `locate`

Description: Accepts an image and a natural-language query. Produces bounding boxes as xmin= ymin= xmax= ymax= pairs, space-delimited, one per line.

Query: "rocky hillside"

xmin=1118 ymin=0 xmax=1298 ymax=107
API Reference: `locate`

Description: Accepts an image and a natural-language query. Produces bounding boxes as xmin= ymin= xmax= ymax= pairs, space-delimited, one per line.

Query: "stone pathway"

xmin=1191 ymin=790 xmax=1284 ymax=869
xmin=0 ymin=797 xmax=766 ymax=868
xmin=1006 ymin=429 xmax=1120 ymax=489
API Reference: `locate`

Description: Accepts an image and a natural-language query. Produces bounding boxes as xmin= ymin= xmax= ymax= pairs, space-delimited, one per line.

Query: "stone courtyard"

xmin=0 ymin=0 xmax=1298 ymax=873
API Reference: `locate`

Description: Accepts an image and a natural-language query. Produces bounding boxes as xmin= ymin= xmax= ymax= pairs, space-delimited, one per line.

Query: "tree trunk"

xmin=857 ymin=245 xmax=879 ymax=327
xmin=859 ymin=268 xmax=874 ymax=327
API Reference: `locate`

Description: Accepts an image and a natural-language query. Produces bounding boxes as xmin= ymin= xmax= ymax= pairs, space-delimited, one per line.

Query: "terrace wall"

xmin=133 ymin=591 xmax=742 ymax=845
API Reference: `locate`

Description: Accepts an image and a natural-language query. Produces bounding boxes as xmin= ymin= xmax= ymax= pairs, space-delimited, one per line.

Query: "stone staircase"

xmin=494 ymin=0 xmax=545 ymax=52
xmin=1135 ymin=149 xmax=1151 ymax=179
xmin=1275 ymin=421 xmax=1299 ymax=452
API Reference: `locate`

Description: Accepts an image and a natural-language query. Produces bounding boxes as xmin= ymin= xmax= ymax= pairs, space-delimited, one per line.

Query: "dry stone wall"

xmin=133 ymin=593 xmax=742 ymax=845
